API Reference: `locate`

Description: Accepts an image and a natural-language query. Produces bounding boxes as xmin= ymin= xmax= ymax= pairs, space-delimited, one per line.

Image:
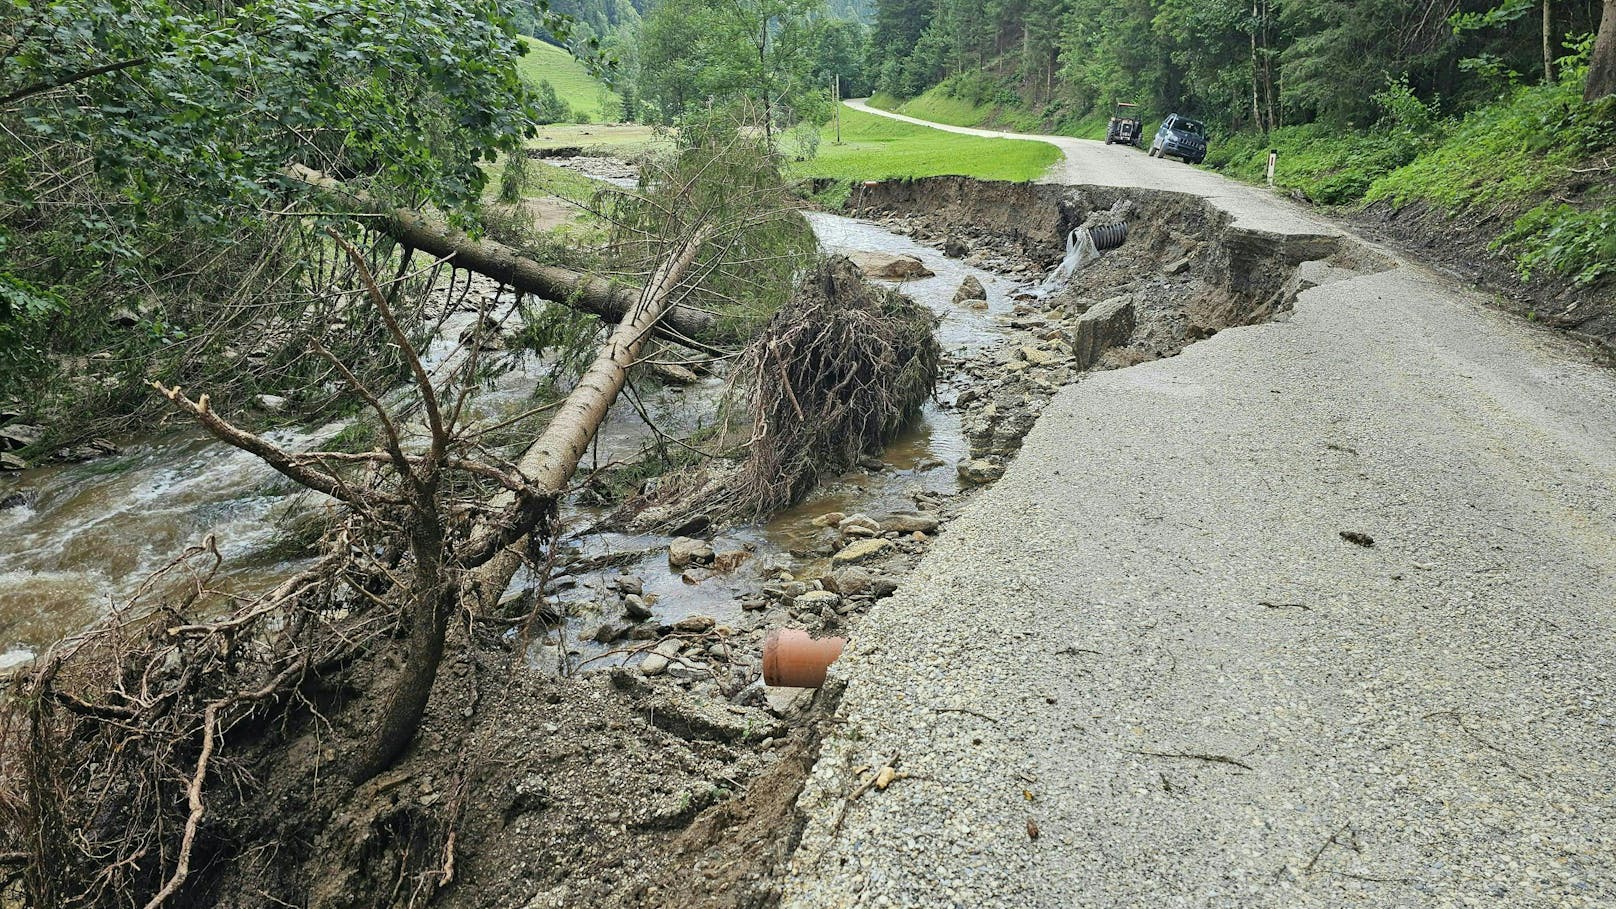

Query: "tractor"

xmin=1104 ymin=102 xmax=1143 ymax=147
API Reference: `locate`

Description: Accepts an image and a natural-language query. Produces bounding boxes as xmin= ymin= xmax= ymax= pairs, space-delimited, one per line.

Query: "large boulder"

xmin=1071 ymin=296 xmax=1136 ymax=369
xmin=848 ymin=251 xmax=935 ymax=280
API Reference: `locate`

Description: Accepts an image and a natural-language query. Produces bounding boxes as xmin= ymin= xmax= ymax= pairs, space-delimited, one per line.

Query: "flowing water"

xmin=0 ymin=212 xmax=1024 ymax=671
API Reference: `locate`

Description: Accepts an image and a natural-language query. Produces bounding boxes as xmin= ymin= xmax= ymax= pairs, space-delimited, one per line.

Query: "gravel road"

xmin=783 ymin=103 xmax=1616 ymax=908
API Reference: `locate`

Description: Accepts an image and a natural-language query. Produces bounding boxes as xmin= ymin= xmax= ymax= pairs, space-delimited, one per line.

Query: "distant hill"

xmin=516 ymin=36 xmax=621 ymax=122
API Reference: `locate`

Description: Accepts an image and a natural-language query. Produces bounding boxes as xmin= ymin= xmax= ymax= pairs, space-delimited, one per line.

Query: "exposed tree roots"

xmin=622 ymin=255 xmax=941 ymax=527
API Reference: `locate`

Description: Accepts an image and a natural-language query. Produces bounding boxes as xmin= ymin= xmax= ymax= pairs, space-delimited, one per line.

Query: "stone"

xmin=590 ymin=622 xmax=625 ymax=644
xmin=0 ymin=491 xmax=31 ymax=510
xmin=944 ymin=236 xmax=970 ymax=258
xmin=623 ymin=594 xmax=654 ymax=621
xmin=832 ymin=538 xmax=894 ymax=565
xmin=837 ymin=513 xmax=881 ymax=534
xmin=823 ymin=567 xmax=875 ymax=597
xmin=810 ymin=511 xmax=846 ymax=528
xmin=952 ymin=275 xmax=987 ymax=306
xmin=880 ymin=513 xmax=940 ymax=534
xmin=672 ymin=614 xmax=716 ymax=634
xmin=794 ymin=590 xmax=842 ymax=613
xmin=254 ymin=393 xmax=289 ymax=412
xmin=0 ymin=424 xmax=44 ymax=451
xmin=1071 ymin=296 xmax=1136 ymax=369
xmin=667 ymin=536 xmax=715 ymax=569
xmin=958 ymin=459 xmax=1005 ymax=484
xmin=1017 ymin=345 xmax=1065 ymax=366
xmin=1163 ymin=257 xmax=1192 ymax=275
xmin=640 ymin=638 xmax=684 ymax=676
xmin=614 ymin=576 xmax=644 ymax=596
xmin=712 ymin=549 xmax=751 ymax=572
xmin=847 ymin=251 xmax=935 ymax=280
xmin=652 ymin=362 xmax=700 ymax=385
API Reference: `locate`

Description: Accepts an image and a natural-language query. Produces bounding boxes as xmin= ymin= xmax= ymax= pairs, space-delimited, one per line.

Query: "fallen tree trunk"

xmin=285 ymin=165 xmax=720 ymax=348
xmin=465 ymin=223 xmax=717 ymax=610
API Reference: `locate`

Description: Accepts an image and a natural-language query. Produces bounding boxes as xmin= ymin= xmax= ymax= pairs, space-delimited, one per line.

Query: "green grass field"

xmin=871 ymin=86 xmax=1112 ymax=140
xmin=791 ymin=106 xmax=1061 ymax=183
xmin=515 ymin=37 xmax=620 ymax=122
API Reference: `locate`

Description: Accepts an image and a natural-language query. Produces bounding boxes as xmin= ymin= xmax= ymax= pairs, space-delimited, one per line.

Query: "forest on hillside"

xmin=868 ymin=0 xmax=1615 ymax=131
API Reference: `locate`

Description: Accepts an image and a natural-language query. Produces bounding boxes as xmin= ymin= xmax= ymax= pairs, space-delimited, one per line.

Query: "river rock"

xmin=880 ymin=513 xmax=940 ymax=534
xmin=848 ymin=251 xmax=934 ymax=280
xmin=591 ymin=622 xmax=626 ymax=644
xmin=793 ymin=590 xmax=842 ymax=614
xmin=0 ymin=491 xmax=32 ymax=510
xmin=652 ymin=362 xmax=700 ymax=385
xmin=640 ymin=638 xmax=684 ymax=676
xmin=823 ymin=566 xmax=875 ymax=597
xmin=623 ymin=594 xmax=654 ymax=621
xmin=673 ymin=614 xmax=716 ymax=634
xmin=0 ymin=424 xmax=44 ymax=451
xmin=1072 ymin=295 xmax=1136 ymax=369
xmin=254 ymin=393 xmax=289 ymax=412
xmin=952 ymin=275 xmax=987 ymax=305
xmin=810 ymin=511 xmax=846 ymax=528
xmin=944 ymin=236 xmax=970 ymax=258
xmin=667 ymin=536 xmax=715 ymax=569
xmin=613 ymin=575 xmax=644 ymax=596
xmin=0 ymin=452 xmax=27 ymax=471
xmin=837 ymin=513 xmax=881 ymax=534
xmin=832 ymin=538 xmax=894 ymax=565
xmin=55 ymin=438 xmax=118 ymax=463
xmin=958 ymin=458 xmax=1005 ymax=484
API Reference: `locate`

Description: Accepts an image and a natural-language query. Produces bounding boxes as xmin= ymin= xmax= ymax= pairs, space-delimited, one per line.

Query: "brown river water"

xmin=0 ymin=212 xmax=1026 ymax=671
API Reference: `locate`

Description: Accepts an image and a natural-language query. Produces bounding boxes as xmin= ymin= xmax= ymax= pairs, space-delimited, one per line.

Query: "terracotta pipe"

xmin=763 ymin=629 xmax=846 ymax=688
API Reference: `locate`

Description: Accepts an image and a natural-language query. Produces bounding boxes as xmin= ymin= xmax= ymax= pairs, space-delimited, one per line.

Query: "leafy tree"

xmin=0 ymin=0 xmax=541 ymax=398
xmin=638 ymin=0 xmax=831 ymax=140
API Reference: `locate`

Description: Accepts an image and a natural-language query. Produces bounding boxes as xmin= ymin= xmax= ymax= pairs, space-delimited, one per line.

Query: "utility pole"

xmin=833 ymin=74 xmax=842 ymax=144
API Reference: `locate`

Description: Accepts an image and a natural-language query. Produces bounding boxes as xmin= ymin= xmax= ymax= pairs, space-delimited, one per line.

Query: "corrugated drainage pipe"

xmin=1090 ymin=222 xmax=1129 ymax=251
xmin=763 ymin=629 xmax=846 ymax=687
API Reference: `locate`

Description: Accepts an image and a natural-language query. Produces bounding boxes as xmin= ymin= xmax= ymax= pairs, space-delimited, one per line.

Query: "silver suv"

xmin=1149 ymin=114 xmax=1207 ymax=164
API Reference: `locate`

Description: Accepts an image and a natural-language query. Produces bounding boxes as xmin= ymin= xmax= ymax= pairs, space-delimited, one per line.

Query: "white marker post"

xmin=1267 ymin=149 xmax=1278 ymax=188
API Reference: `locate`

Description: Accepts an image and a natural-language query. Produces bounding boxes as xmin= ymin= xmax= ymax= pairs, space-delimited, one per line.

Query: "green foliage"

xmin=790 ymin=105 xmax=1060 ymax=182
xmin=637 ymin=0 xmax=845 ymax=138
xmin=870 ymin=0 xmax=1608 ymax=134
xmin=610 ymin=108 xmax=820 ymax=340
xmin=1366 ymin=80 xmax=1612 ymax=210
xmin=1501 ymin=201 xmax=1616 ymax=286
xmin=0 ymin=0 xmax=543 ymax=407
xmin=532 ymin=79 xmax=576 ymax=124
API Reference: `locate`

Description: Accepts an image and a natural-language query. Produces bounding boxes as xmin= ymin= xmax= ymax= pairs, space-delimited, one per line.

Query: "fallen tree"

xmin=286 ymin=164 xmax=722 ymax=350
xmin=464 ymin=221 xmax=714 ymax=610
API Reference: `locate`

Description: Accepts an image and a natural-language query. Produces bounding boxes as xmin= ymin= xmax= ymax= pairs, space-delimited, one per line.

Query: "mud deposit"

xmin=0 ymin=176 xmax=1391 ymax=908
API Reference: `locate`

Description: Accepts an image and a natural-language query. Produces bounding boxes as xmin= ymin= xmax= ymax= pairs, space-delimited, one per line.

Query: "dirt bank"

xmin=1350 ymin=198 xmax=1616 ymax=356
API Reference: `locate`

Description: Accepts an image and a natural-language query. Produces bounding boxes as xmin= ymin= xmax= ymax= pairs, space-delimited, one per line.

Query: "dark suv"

xmin=1149 ymin=114 xmax=1207 ymax=164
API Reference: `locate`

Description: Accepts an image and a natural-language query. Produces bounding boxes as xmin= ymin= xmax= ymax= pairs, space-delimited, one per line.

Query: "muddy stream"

xmin=0 ymin=212 xmax=1025 ymax=672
